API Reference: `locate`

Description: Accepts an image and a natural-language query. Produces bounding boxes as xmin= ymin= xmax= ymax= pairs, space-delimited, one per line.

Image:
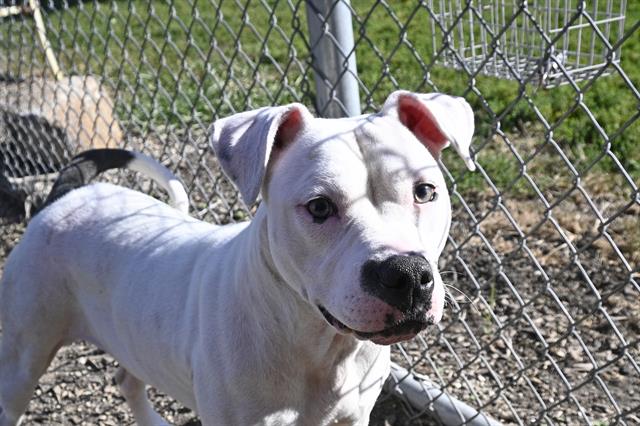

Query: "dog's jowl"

xmin=0 ymin=90 xmax=474 ymax=426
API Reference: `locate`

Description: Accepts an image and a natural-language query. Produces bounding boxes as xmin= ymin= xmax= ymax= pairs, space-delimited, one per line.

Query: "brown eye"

xmin=414 ymin=183 xmax=437 ymax=204
xmin=306 ymin=197 xmax=336 ymax=223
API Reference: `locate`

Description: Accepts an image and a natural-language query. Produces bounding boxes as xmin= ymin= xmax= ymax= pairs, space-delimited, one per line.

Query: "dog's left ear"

xmin=382 ymin=91 xmax=476 ymax=171
xmin=209 ymin=104 xmax=311 ymax=205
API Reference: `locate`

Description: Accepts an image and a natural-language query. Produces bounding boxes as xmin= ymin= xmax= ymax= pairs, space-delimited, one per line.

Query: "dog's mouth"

xmin=318 ymin=305 xmax=432 ymax=345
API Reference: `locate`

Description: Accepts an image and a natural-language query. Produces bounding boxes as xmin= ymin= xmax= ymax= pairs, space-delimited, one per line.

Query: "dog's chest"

xmin=290 ymin=377 xmax=366 ymax=426
xmin=328 ymin=392 xmax=366 ymax=425
xmin=291 ymin=344 xmax=388 ymax=425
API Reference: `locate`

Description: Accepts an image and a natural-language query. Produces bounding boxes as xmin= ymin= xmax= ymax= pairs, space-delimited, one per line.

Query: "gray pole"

xmin=386 ymin=363 xmax=503 ymax=426
xmin=305 ymin=0 xmax=361 ymax=118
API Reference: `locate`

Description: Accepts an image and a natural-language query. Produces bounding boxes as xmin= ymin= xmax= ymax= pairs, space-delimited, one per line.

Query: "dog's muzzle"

xmin=319 ymin=254 xmax=438 ymax=345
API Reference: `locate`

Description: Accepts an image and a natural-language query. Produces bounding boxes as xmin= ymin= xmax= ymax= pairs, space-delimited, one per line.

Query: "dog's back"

xmin=2 ymin=147 xmax=198 ymax=355
xmin=0 ymin=151 xmax=201 ymax=422
xmin=0 ymin=180 xmax=237 ymax=416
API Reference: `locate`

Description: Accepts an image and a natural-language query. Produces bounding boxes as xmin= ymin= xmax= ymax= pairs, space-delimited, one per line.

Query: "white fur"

xmin=0 ymin=91 xmax=474 ymax=425
xmin=127 ymin=151 xmax=190 ymax=214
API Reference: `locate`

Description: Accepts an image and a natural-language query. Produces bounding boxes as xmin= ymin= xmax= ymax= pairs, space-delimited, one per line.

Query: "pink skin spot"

xmin=338 ymin=295 xmax=403 ymax=333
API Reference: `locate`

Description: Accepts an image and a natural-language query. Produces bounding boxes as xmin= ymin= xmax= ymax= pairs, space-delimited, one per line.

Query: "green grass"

xmin=1 ymin=0 xmax=638 ymax=187
xmin=347 ymin=1 xmax=640 ymax=190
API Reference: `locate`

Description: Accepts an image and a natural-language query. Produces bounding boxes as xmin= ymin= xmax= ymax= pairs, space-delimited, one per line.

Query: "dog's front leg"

xmin=114 ymin=367 xmax=169 ymax=426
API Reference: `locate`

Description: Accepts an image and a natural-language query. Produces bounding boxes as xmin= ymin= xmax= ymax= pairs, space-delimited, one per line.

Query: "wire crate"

xmin=430 ymin=0 xmax=627 ymax=87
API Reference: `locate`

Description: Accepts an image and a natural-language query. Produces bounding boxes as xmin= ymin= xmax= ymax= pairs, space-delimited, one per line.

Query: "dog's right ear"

xmin=209 ymin=104 xmax=311 ymax=205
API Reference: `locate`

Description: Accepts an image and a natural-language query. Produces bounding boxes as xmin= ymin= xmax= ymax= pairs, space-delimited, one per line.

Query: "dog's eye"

xmin=414 ymin=183 xmax=437 ymax=204
xmin=306 ymin=197 xmax=336 ymax=223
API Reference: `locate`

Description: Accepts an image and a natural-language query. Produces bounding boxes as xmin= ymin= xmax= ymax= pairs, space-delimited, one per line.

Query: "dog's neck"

xmin=227 ymin=206 xmax=370 ymax=372
xmin=213 ymin=207 xmax=389 ymax=422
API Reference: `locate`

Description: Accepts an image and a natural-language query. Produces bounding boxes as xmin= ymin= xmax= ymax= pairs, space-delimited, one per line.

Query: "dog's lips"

xmin=318 ymin=305 xmax=432 ymax=345
xmin=318 ymin=305 xmax=353 ymax=333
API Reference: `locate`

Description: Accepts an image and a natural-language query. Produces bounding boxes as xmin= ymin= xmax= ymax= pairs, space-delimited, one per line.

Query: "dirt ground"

xmin=1 ymin=129 xmax=638 ymax=425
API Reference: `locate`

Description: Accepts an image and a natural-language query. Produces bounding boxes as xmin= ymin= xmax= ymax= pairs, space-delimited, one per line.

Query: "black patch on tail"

xmin=34 ymin=149 xmax=135 ymax=216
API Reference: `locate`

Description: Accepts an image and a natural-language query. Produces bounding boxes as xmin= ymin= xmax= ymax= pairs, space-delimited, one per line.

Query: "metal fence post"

xmin=386 ymin=363 xmax=503 ymax=426
xmin=305 ymin=0 xmax=361 ymax=118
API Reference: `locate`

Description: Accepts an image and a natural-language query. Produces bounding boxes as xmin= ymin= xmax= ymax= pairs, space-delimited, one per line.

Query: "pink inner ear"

xmin=274 ymin=107 xmax=304 ymax=150
xmin=398 ymin=95 xmax=448 ymax=159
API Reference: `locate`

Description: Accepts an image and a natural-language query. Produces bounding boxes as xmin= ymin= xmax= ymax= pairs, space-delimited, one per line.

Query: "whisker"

xmin=443 ymin=283 xmax=472 ymax=301
xmin=443 ymin=282 xmax=481 ymax=315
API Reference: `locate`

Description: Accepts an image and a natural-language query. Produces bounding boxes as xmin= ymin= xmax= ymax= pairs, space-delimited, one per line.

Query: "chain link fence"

xmin=1 ymin=0 xmax=638 ymax=424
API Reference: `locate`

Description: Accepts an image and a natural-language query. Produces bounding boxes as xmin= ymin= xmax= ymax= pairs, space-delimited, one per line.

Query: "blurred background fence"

xmin=1 ymin=0 xmax=638 ymax=424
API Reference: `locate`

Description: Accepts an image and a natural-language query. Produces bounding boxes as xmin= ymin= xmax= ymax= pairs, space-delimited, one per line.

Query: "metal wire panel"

xmin=0 ymin=1 xmax=638 ymax=425
xmin=431 ymin=0 xmax=627 ymax=87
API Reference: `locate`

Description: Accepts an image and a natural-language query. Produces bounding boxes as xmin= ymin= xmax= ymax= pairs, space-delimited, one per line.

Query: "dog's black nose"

xmin=361 ymin=254 xmax=433 ymax=312
xmin=378 ymin=255 xmax=433 ymax=289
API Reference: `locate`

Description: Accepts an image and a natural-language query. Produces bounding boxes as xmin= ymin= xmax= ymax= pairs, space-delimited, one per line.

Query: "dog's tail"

xmin=34 ymin=149 xmax=189 ymax=216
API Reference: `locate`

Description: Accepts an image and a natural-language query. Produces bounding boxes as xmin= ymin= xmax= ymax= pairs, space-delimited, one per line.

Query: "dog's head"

xmin=210 ymin=91 xmax=474 ymax=345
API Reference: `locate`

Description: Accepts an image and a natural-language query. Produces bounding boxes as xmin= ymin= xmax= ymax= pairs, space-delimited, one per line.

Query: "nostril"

xmin=420 ymin=269 xmax=433 ymax=286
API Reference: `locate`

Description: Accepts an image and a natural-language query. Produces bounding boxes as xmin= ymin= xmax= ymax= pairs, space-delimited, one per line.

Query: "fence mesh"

xmin=1 ymin=1 xmax=638 ymax=425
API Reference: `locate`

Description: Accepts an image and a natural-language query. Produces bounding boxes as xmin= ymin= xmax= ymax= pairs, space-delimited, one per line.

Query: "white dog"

xmin=0 ymin=90 xmax=474 ymax=426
